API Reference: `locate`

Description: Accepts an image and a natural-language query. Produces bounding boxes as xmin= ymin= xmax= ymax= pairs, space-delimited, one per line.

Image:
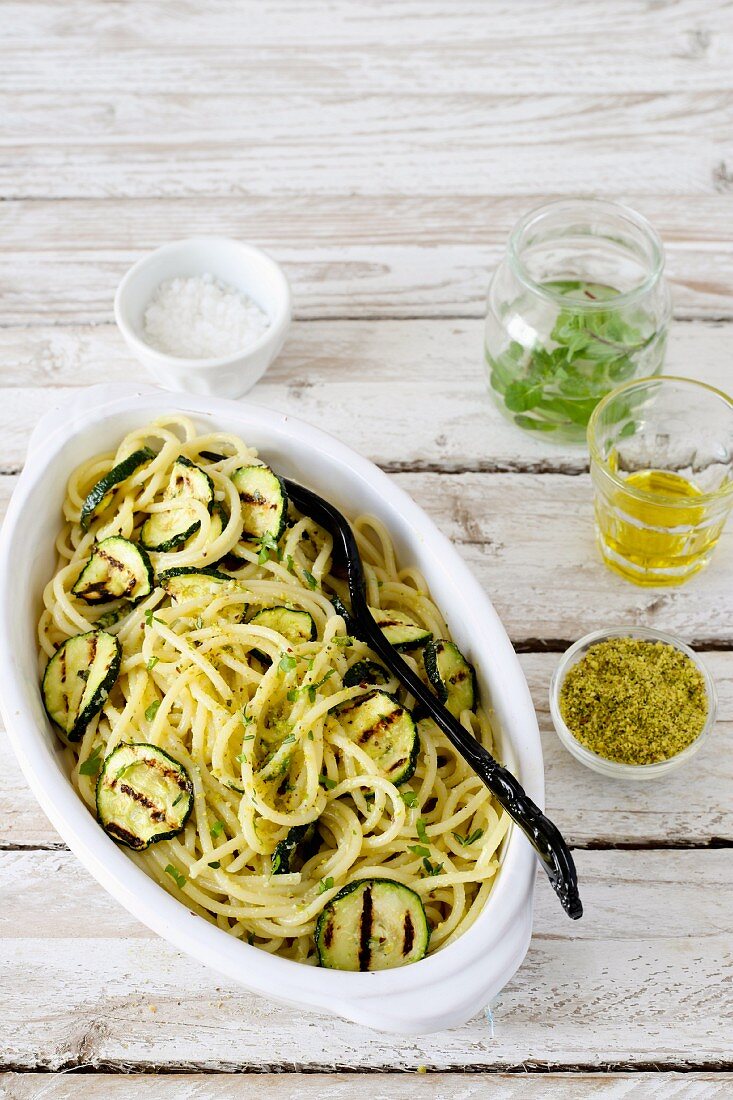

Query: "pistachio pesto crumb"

xmin=559 ymin=637 xmax=708 ymax=765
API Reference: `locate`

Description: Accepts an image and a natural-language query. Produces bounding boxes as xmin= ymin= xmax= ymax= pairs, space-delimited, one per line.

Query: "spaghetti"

xmin=38 ymin=415 xmax=508 ymax=968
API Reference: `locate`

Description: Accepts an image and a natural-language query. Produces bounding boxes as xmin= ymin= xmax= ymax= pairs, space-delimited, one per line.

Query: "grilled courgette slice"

xmin=250 ymin=606 xmax=317 ymax=645
xmin=42 ymin=630 xmax=121 ymax=741
xmin=315 ymin=878 xmax=429 ymax=971
xmin=336 ymin=689 xmax=418 ymax=785
xmin=424 ymin=639 xmax=476 ymax=717
xmin=343 ymin=660 xmax=393 ymax=690
xmin=158 ymin=566 xmax=233 ymax=602
xmin=140 ymin=457 xmax=214 ymax=552
xmin=271 ymin=821 xmax=320 ymax=874
xmin=96 ymin=742 xmax=193 ymax=851
xmin=369 ymin=607 xmax=432 ymax=650
xmin=72 ymin=536 xmax=154 ymax=604
xmin=232 ymin=465 xmax=287 ymax=542
xmin=80 ymin=448 xmax=155 ymax=531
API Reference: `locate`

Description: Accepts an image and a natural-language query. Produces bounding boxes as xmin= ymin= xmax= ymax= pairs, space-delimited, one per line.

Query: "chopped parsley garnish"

xmin=453 ymin=828 xmax=484 ymax=847
xmin=144 ymin=610 xmax=163 ymax=627
xmin=144 ymin=699 xmax=161 ymax=722
xmin=287 ymin=688 xmax=299 ymax=703
xmin=164 ymin=864 xmax=186 ymax=889
xmin=400 ymin=790 xmax=418 ymax=808
xmin=258 ymin=531 xmax=282 ymax=564
xmin=279 ymin=653 xmax=297 ymax=673
xmin=211 ymin=820 xmax=225 ymax=838
xmin=318 ymin=876 xmax=334 ymax=894
xmin=303 ymin=569 xmax=317 ymax=590
xmin=318 ymin=774 xmax=336 ymax=790
xmin=408 ymin=844 xmax=430 ymax=858
xmin=416 ymin=817 xmax=429 ymax=845
xmin=79 ymin=744 xmax=103 ymax=777
xmin=146 ymin=656 xmax=159 ymax=671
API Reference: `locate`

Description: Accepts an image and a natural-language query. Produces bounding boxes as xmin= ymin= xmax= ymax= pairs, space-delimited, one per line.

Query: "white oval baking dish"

xmin=0 ymin=383 xmax=541 ymax=1035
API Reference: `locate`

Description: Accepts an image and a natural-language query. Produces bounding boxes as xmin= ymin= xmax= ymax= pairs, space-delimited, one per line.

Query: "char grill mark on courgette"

xmin=250 ymin=606 xmax=317 ymax=645
xmin=369 ymin=607 xmax=432 ymax=650
xmin=336 ymin=689 xmax=418 ymax=785
xmin=96 ymin=742 xmax=193 ymax=851
xmin=232 ymin=465 xmax=287 ymax=543
xmin=80 ymin=448 xmax=155 ymax=531
xmin=72 ymin=536 xmax=154 ymax=604
xmin=140 ymin=457 xmax=214 ymax=552
xmin=315 ymin=878 xmax=429 ymax=971
xmin=42 ymin=630 xmax=121 ymax=741
xmin=158 ymin=566 xmax=233 ymax=603
xmin=424 ymin=639 xmax=477 ymax=717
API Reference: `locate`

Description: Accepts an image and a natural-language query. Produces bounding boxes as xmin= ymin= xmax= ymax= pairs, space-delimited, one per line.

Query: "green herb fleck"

xmin=79 ymin=744 xmax=104 ymax=777
xmin=416 ymin=817 xmax=429 ymax=845
xmin=453 ymin=828 xmax=484 ymax=847
xmin=422 ymin=857 xmax=443 ymax=877
xmin=211 ymin=820 xmax=225 ymax=838
xmin=400 ymin=790 xmax=418 ymax=807
xmin=164 ymin=864 xmax=186 ymax=889
xmin=146 ymin=656 xmax=159 ymax=671
xmin=279 ymin=653 xmax=297 ymax=673
xmin=145 ymin=699 xmax=161 ymax=722
xmin=208 ymin=861 xmax=221 ymax=869
xmin=319 ymin=774 xmax=336 ymax=790
xmin=408 ymin=844 xmax=431 ymax=858
xmin=318 ymin=876 xmax=334 ymax=894
xmin=303 ymin=569 xmax=317 ymax=590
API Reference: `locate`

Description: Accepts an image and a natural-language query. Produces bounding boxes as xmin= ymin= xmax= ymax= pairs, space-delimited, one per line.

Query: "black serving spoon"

xmin=283 ymin=477 xmax=583 ymax=920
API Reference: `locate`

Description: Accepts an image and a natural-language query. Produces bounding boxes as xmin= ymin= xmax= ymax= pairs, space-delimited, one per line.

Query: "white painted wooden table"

xmin=1 ymin=2 xmax=732 ymax=1096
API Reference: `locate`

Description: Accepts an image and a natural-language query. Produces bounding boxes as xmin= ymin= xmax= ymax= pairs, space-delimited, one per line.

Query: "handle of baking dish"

xmin=26 ymin=383 xmax=160 ymax=461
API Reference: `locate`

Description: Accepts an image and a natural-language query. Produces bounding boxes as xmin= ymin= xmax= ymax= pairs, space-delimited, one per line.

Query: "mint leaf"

xmin=279 ymin=653 xmax=297 ymax=673
xmin=400 ymin=790 xmax=418 ymax=807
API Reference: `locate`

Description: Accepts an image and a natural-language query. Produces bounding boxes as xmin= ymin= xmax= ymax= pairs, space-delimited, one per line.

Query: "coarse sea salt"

xmin=143 ymin=273 xmax=270 ymax=359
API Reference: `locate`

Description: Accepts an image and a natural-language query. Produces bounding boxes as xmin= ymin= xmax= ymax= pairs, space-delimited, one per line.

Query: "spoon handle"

xmin=283 ymin=478 xmax=582 ymax=920
xmin=358 ymin=615 xmax=582 ymax=920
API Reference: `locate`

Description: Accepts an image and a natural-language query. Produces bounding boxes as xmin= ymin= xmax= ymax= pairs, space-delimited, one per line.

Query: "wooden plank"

xmin=2 ymin=1 xmax=731 ymax=204
xmin=1 ymin=198 xmax=732 ymax=321
xmin=0 ymin=849 xmax=729 ymax=1069
xmin=5 ymin=0 xmax=732 ymax=95
xmin=2 ymin=91 xmax=729 ymax=201
xmin=0 ymin=460 xmax=731 ymax=641
xmin=0 ymin=318 xmax=730 ymax=471
xmin=3 ymin=649 xmax=730 ymax=849
xmin=1 ymin=1071 xmax=731 ymax=1099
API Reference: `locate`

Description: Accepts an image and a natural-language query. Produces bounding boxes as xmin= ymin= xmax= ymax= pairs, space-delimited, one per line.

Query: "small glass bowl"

xmin=549 ymin=626 xmax=717 ymax=780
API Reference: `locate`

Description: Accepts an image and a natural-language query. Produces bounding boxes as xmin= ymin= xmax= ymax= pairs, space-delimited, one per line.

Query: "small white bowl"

xmin=114 ymin=237 xmax=291 ymax=399
xmin=549 ymin=626 xmax=717 ymax=780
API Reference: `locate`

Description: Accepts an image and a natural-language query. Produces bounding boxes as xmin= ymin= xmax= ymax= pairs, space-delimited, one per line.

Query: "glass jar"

xmin=484 ymin=199 xmax=672 ymax=443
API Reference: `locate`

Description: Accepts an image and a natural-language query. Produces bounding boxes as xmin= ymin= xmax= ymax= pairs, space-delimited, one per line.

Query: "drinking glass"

xmin=484 ymin=199 xmax=672 ymax=443
xmin=587 ymin=377 xmax=733 ymax=586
